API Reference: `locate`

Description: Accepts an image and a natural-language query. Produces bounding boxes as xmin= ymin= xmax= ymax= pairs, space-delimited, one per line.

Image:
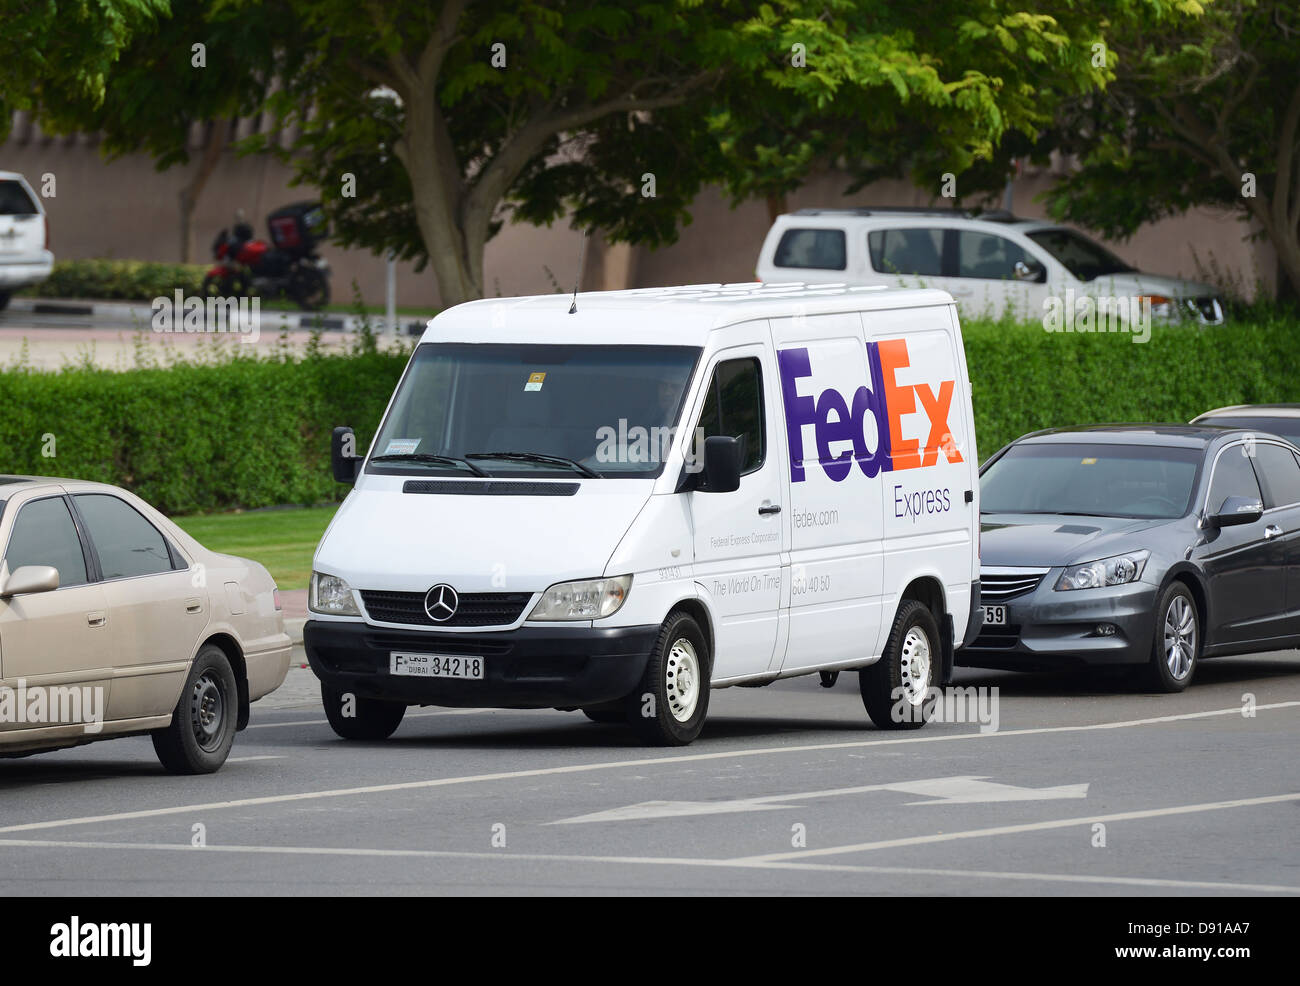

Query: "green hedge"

xmin=21 ymin=258 xmax=207 ymax=301
xmin=0 ymin=316 xmax=1296 ymax=516
xmin=0 ymin=345 xmax=408 ymax=514
xmin=963 ymin=315 xmax=1300 ymax=458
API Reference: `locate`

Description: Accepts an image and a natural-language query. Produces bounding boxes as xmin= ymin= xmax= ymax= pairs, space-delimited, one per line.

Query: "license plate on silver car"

xmin=980 ymin=605 xmax=1007 ymax=626
xmin=389 ymin=652 xmax=484 ymax=679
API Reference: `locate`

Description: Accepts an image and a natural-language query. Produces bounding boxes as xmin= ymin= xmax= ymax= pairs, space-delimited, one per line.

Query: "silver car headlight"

xmin=310 ymin=571 xmax=361 ymax=615
xmin=527 ymin=575 xmax=631 ymax=621
xmin=1054 ymin=551 xmax=1149 ymax=591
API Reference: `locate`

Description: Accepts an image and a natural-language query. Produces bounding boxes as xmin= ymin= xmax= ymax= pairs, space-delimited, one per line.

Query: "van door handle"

xmin=185 ymin=597 xmax=203 ymax=613
xmin=87 ymin=612 xmax=106 ymax=628
xmin=1264 ymin=524 xmax=1283 ymax=540
xmin=758 ymin=504 xmax=782 ymax=515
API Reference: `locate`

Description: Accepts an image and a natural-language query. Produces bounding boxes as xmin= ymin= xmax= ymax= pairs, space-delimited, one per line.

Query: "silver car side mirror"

xmin=1 ymin=565 xmax=60 ymax=597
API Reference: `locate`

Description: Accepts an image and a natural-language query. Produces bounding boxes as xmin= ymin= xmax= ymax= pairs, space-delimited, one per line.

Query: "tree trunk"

xmin=178 ymin=118 xmax=231 ymax=264
xmin=396 ymin=94 xmax=480 ymax=307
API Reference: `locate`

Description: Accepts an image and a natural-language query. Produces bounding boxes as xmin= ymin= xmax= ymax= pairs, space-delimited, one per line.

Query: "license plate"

xmin=980 ymin=605 xmax=1007 ymax=626
xmin=389 ymin=652 xmax=483 ymax=679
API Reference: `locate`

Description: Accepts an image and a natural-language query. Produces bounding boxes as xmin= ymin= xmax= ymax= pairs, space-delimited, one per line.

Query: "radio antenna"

xmin=568 ymin=228 xmax=589 ymax=314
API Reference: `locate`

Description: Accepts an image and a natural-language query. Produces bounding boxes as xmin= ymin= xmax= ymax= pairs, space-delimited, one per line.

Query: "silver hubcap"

xmin=1164 ymin=595 xmax=1197 ymax=680
xmin=665 ymin=638 xmax=700 ymax=722
xmin=899 ymin=626 xmax=932 ymax=706
xmin=191 ymin=672 xmax=225 ymax=751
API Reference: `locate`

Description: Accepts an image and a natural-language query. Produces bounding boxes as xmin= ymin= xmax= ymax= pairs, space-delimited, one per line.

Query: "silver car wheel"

xmin=1163 ymin=594 xmax=1197 ymax=681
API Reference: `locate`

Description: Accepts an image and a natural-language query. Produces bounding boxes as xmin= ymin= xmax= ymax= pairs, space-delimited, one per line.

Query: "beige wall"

xmin=3 ymin=124 xmax=1274 ymax=306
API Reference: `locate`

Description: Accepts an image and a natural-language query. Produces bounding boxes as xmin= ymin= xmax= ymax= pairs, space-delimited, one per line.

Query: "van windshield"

xmin=368 ymin=343 xmax=701 ymax=478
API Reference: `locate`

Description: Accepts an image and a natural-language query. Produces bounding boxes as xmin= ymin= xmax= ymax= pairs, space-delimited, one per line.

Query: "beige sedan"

xmin=0 ymin=476 xmax=290 ymax=773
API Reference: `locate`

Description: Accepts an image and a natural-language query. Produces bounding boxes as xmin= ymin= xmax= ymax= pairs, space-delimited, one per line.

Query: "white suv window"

xmin=773 ymin=228 xmax=846 ymax=270
xmin=867 ymin=228 xmax=943 ymax=276
xmin=0 ymin=180 xmax=38 ymax=216
xmin=956 ymin=231 xmax=1035 ymax=280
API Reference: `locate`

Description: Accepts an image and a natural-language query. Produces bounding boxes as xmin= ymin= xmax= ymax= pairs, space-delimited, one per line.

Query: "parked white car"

xmin=0 ymin=477 xmax=291 ymax=772
xmin=0 ymin=171 xmax=53 ymax=311
xmin=756 ymin=208 xmax=1225 ymax=324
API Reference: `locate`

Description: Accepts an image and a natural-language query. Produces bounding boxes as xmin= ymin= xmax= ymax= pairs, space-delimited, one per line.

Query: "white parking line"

xmin=226 ymin=756 xmax=285 ymax=763
xmin=0 ymin=701 xmax=1295 ymax=836
xmin=0 ymin=837 xmax=1296 ymax=894
xmin=733 ymin=792 xmax=1300 ymax=863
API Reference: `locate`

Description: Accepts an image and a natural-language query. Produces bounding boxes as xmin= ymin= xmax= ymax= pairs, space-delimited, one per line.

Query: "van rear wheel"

xmin=860 ymin=600 xmax=940 ymax=730
xmin=626 ymin=612 xmax=710 ymax=746
xmin=321 ymin=684 xmax=406 ymax=740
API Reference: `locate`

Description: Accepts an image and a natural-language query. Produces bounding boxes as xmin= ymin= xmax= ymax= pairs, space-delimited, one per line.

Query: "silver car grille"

xmin=980 ymin=567 xmax=1051 ymax=602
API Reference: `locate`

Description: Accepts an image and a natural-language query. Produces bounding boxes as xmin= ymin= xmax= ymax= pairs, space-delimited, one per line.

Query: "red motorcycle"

xmin=203 ymin=202 xmax=331 ymax=311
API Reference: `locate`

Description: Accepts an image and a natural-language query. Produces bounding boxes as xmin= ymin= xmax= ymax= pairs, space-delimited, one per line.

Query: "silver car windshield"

xmin=982 ymin=443 xmax=1201 ymax=519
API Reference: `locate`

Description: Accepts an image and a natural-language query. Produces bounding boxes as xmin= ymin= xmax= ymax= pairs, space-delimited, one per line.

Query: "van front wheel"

xmin=626 ymin=612 xmax=710 ymax=746
xmin=860 ymin=600 xmax=940 ymax=730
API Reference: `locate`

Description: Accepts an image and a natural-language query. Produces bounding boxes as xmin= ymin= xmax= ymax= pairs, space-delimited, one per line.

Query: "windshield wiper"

xmin=370 ymin=453 xmax=489 ymax=476
xmin=465 ymin=451 xmax=602 ymax=478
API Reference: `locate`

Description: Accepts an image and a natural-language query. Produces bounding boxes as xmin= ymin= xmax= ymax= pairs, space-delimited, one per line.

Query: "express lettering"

xmin=778 ymin=340 xmax=962 ymax=483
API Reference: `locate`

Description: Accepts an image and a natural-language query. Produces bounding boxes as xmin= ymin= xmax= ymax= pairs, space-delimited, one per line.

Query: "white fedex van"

xmin=306 ymin=282 xmax=981 ymax=745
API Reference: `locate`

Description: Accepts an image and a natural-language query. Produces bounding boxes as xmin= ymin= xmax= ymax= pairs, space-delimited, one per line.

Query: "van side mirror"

xmin=1 ymin=565 xmax=60 ymax=597
xmin=331 ymin=426 xmax=361 ymax=484
xmin=700 ymin=435 xmax=742 ymax=493
xmin=1208 ymin=495 xmax=1263 ymax=528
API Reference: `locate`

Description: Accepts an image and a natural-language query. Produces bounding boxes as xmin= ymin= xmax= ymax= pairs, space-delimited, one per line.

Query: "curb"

xmin=9 ymin=297 xmax=428 ymax=335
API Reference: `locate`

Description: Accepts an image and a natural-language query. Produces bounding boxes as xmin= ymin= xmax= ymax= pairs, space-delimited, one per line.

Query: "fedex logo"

xmin=778 ymin=339 xmax=963 ymax=483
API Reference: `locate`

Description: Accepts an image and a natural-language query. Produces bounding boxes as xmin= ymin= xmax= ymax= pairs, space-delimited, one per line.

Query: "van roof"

xmin=422 ymin=282 xmax=956 ymax=346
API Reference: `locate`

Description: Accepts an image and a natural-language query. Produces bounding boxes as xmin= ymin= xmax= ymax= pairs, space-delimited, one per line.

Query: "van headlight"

xmin=310 ymin=571 xmax=361 ymax=615
xmin=1054 ymin=551 xmax=1149 ymax=591
xmin=527 ymin=575 xmax=631 ymax=621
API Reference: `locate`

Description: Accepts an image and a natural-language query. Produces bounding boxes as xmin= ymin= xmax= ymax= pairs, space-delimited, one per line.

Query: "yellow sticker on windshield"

xmin=1081 ymin=457 xmax=1097 ymax=465
xmin=525 ymin=372 xmax=546 ymax=392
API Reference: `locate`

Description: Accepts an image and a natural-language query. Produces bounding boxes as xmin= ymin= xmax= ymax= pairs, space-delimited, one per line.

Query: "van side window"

xmin=1208 ymin=445 xmax=1262 ymax=513
xmin=1252 ymin=443 xmax=1300 ymax=508
xmin=867 ymin=228 xmax=944 ymax=277
xmin=698 ymin=358 xmax=765 ymax=475
xmin=4 ymin=496 xmax=89 ymax=587
xmin=774 ymin=229 xmax=846 ymax=270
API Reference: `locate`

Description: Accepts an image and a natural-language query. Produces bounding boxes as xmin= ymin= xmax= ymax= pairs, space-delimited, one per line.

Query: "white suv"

xmin=756 ymin=208 xmax=1225 ymax=324
xmin=0 ymin=171 xmax=53 ymax=311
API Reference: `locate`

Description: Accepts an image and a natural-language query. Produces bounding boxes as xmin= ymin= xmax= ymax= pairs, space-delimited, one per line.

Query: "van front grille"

xmin=359 ymin=590 xmax=533 ymax=627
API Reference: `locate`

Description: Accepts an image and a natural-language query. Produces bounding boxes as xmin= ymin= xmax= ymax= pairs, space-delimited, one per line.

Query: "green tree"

xmin=254 ymin=0 xmax=1174 ymax=307
xmin=13 ymin=1 xmax=279 ymax=262
xmin=1037 ymin=1 xmax=1300 ymax=300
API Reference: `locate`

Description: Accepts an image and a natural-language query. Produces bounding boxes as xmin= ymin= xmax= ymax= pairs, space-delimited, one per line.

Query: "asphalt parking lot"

xmin=1 ymin=650 xmax=1297 ymax=896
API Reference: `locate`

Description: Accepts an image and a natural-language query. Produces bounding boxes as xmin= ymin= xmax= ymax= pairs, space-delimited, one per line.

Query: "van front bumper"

xmin=304 ymin=620 xmax=657 ymax=709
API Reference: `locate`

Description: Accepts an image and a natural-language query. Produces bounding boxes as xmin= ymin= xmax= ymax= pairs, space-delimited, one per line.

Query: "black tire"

xmin=860 ymin=599 xmax=941 ymax=730
xmin=291 ymin=264 xmax=330 ymax=310
xmin=152 ymin=645 xmax=239 ymax=774
xmin=322 ymin=683 xmax=406 ymax=739
xmin=581 ymin=703 xmax=624 ymax=724
xmin=1143 ymin=582 xmax=1199 ymax=693
xmin=625 ymin=612 xmax=710 ymax=746
xmin=0 ymin=290 xmax=11 ymax=312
